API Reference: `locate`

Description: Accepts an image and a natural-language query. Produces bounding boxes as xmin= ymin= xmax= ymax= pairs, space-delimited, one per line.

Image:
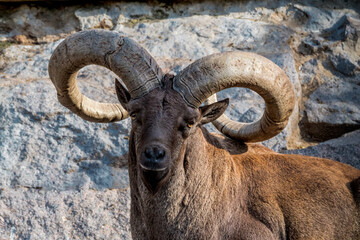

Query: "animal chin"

xmin=140 ymin=167 xmax=170 ymax=194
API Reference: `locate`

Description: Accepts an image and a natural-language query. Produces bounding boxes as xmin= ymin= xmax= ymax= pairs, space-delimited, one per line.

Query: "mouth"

xmin=139 ymin=165 xmax=170 ymax=194
xmin=139 ymin=163 xmax=168 ymax=172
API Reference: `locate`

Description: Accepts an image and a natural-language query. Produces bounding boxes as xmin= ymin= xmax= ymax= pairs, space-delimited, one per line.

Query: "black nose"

xmin=144 ymin=146 xmax=165 ymax=160
xmin=140 ymin=145 xmax=168 ymax=172
xmin=140 ymin=145 xmax=169 ymax=193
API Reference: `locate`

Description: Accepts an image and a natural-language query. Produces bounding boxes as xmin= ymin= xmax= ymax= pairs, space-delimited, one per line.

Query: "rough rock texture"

xmin=302 ymin=81 xmax=360 ymax=141
xmin=284 ymin=130 xmax=360 ymax=169
xmin=0 ymin=0 xmax=359 ymax=239
xmin=0 ymin=188 xmax=131 ymax=240
xmin=295 ymin=15 xmax=360 ymax=141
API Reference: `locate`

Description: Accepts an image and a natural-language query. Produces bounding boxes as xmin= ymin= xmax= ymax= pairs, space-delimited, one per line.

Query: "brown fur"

xmin=116 ymin=76 xmax=360 ymax=240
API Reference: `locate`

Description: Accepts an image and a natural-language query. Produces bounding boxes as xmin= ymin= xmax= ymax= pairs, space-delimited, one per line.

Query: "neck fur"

xmin=128 ymin=126 xmax=245 ymax=239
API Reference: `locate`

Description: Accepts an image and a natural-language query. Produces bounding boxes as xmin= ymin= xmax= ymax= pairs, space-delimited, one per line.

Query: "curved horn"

xmin=48 ymin=30 xmax=163 ymax=122
xmin=173 ymin=51 xmax=295 ymax=142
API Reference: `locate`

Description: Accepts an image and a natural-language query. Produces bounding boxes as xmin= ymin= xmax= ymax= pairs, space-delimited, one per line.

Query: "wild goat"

xmin=49 ymin=30 xmax=360 ymax=239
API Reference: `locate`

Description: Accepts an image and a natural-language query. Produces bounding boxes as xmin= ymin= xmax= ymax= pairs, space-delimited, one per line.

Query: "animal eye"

xmin=186 ymin=120 xmax=195 ymax=128
xmin=130 ymin=113 xmax=136 ymax=120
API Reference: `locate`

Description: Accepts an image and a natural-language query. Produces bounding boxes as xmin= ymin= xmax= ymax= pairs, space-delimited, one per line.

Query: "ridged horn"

xmin=173 ymin=51 xmax=295 ymax=142
xmin=48 ymin=29 xmax=163 ymax=123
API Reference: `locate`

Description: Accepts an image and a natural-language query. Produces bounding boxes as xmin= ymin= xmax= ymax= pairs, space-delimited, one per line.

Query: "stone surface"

xmin=329 ymin=53 xmax=359 ymax=76
xmin=294 ymin=14 xmax=360 ymax=142
xmin=0 ymin=75 xmax=131 ymax=191
xmin=0 ymin=188 xmax=131 ymax=240
xmin=301 ymin=81 xmax=360 ymax=141
xmin=0 ymin=4 xmax=79 ymax=43
xmin=284 ymin=130 xmax=360 ymax=169
xmin=0 ymin=1 xmax=360 ymax=239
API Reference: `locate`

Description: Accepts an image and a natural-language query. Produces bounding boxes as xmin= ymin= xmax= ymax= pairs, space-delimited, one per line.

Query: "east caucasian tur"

xmin=48 ymin=30 xmax=360 ymax=240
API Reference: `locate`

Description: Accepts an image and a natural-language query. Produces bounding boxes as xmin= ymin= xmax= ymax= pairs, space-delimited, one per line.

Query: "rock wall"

xmin=0 ymin=0 xmax=359 ymax=239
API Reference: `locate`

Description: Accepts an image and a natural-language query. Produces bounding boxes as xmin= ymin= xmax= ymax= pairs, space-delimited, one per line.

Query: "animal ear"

xmin=199 ymin=98 xmax=229 ymax=124
xmin=115 ymin=78 xmax=131 ymax=110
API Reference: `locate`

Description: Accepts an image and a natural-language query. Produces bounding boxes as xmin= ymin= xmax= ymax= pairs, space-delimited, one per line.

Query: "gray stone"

xmin=0 ymin=72 xmax=131 ymax=239
xmin=75 ymin=7 xmax=119 ymax=31
xmin=284 ymin=130 xmax=360 ymax=169
xmin=0 ymin=188 xmax=131 ymax=240
xmin=0 ymin=79 xmax=131 ymax=190
xmin=291 ymin=4 xmax=357 ymax=32
xmin=293 ymin=13 xmax=360 ymax=142
xmin=297 ymin=36 xmax=324 ymax=55
xmin=302 ymin=81 xmax=360 ymax=141
xmin=329 ymin=53 xmax=359 ymax=76
xmin=300 ymin=58 xmax=318 ymax=86
xmin=0 ymin=5 xmax=79 ymax=43
xmin=322 ymin=15 xmax=360 ymax=42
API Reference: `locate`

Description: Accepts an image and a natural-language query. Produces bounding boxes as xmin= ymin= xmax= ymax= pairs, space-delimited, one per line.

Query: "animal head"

xmin=115 ymin=74 xmax=229 ymax=192
xmin=48 ymin=29 xmax=295 ymax=193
